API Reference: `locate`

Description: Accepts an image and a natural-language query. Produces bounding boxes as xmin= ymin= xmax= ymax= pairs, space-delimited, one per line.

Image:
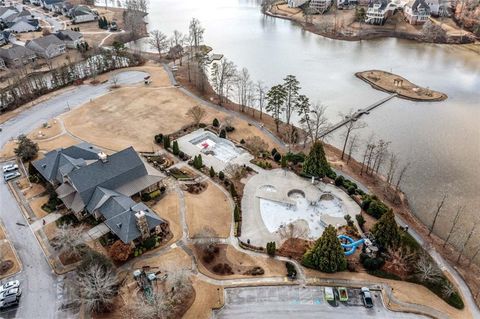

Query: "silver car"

xmin=4 ymin=171 xmax=21 ymax=182
xmin=2 ymin=163 xmax=18 ymax=173
xmin=0 ymin=280 xmax=20 ymax=293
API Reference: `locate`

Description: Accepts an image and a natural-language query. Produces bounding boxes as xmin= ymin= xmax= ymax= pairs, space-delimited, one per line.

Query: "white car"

xmin=4 ymin=171 xmax=21 ymax=182
xmin=0 ymin=280 xmax=20 ymax=293
xmin=0 ymin=287 xmax=21 ymax=300
xmin=2 ymin=164 xmax=18 ymax=173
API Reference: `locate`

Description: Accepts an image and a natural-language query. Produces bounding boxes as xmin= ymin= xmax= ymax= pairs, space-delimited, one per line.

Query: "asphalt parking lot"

xmin=213 ymin=286 xmax=427 ymax=319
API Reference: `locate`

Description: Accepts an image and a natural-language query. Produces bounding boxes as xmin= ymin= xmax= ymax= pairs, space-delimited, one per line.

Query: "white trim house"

xmin=26 ymin=34 xmax=66 ymax=58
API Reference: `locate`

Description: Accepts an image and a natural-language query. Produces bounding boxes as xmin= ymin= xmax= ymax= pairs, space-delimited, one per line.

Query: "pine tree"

xmin=372 ymin=209 xmax=400 ymax=249
xmin=197 ymin=154 xmax=203 ymax=168
xmin=302 ymin=225 xmax=347 ymax=273
xmin=209 ymin=166 xmax=215 ymax=178
xmin=163 ymin=135 xmax=171 ymax=149
xmin=234 ymin=205 xmax=241 ymax=222
xmin=172 ymin=140 xmax=179 ymax=155
xmin=267 ymin=241 xmax=276 ymax=256
xmin=219 ymin=129 xmax=226 ymax=138
xmin=212 ymin=118 xmax=220 ymax=127
xmin=302 ymin=140 xmax=331 ymax=178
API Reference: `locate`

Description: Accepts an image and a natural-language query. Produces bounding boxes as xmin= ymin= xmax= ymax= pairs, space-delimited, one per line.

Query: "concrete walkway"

xmin=31 ymin=213 xmax=62 ymax=232
xmin=82 ymin=223 xmax=110 ymax=242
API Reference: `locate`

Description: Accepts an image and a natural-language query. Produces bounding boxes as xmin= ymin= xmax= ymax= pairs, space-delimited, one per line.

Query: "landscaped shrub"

xmin=109 ymin=240 xmax=132 ymax=261
xmin=199 ymin=123 xmax=207 ymax=128
xmin=154 ymin=133 xmax=163 ymax=144
xmin=141 ymin=193 xmax=151 ymax=202
xmin=212 ymin=118 xmax=220 ymax=127
xmin=225 ymin=126 xmax=235 ymax=132
xmin=347 ymin=185 xmax=356 ymax=195
xmin=212 ymin=263 xmax=233 ymax=275
xmin=326 ymin=170 xmax=337 ymax=180
xmin=284 ymin=152 xmax=305 ymax=164
xmin=273 ymin=152 xmax=282 ymax=162
xmin=218 ymin=171 xmax=225 ymax=180
xmin=234 ymin=205 xmax=241 ymax=222
xmin=271 ymin=148 xmax=278 ymax=156
xmin=360 ymin=253 xmax=385 ymax=270
xmin=335 ymin=175 xmax=345 ymax=187
xmin=285 ymin=261 xmax=297 ymax=278
xmin=266 ymin=241 xmax=276 ymax=256
xmin=172 ymin=140 xmax=180 ymax=155
xmin=209 ymin=166 xmax=215 ymax=178
xmin=143 ymin=236 xmax=157 ymax=250
xmin=240 ymin=139 xmax=245 ymax=144
xmin=149 ymin=190 xmax=161 ymax=199
xmin=243 ymin=266 xmax=264 ymax=276
xmin=355 ymin=214 xmax=366 ymax=230
xmin=362 ymin=195 xmax=389 ymax=219
xmin=219 ymin=129 xmax=226 ymax=138
xmin=163 ymin=135 xmax=171 ymax=149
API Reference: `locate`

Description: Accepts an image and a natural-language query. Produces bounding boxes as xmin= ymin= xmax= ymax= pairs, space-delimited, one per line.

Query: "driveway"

xmin=213 ymin=286 xmax=427 ymax=319
xmin=0 ymin=71 xmax=147 ymax=318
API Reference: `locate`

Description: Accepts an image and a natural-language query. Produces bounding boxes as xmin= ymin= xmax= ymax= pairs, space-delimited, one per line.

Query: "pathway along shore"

xmin=356 ymin=70 xmax=448 ymax=101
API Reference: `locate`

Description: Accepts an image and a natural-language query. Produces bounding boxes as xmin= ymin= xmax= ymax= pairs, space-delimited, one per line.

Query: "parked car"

xmin=361 ymin=287 xmax=374 ymax=308
xmin=4 ymin=171 xmax=21 ymax=182
xmin=0 ymin=287 xmax=22 ymax=300
xmin=338 ymin=287 xmax=348 ymax=302
xmin=0 ymin=295 xmax=19 ymax=309
xmin=0 ymin=280 xmax=20 ymax=293
xmin=324 ymin=287 xmax=335 ymax=301
xmin=2 ymin=163 xmax=18 ymax=173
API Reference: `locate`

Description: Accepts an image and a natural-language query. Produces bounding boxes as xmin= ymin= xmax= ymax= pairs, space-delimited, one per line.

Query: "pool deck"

xmin=240 ymin=169 xmax=361 ymax=247
xmin=176 ymin=129 xmax=254 ymax=172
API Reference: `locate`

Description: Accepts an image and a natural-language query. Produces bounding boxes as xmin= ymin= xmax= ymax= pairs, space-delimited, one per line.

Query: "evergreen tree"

xmin=219 ymin=129 xmax=226 ymax=138
xmin=266 ymin=84 xmax=287 ymax=132
xmin=163 ymin=135 xmax=171 ymax=149
xmin=212 ymin=118 xmax=220 ymax=127
xmin=266 ymin=241 xmax=276 ymax=256
xmin=218 ymin=171 xmax=225 ymax=180
xmin=302 ymin=140 xmax=331 ymax=178
xmin=372 ymin=209 xmax=400 ymax=249
xmin=14 ymin=135 xmax=39 ymax=161
xmin=230 ymin=183 xmax=237 ymax=198
xmin=172 ymin=140 xmax=179 ymax=155
xmin=234 ymin=205 xmax=241 ymax=222
xmin=302 ymin=225 xmax=347 ymax=273
xmin=197 ymin=154 xmax=203 ymax=168
xmin=209 ymin=166 xmax=215 ymax=178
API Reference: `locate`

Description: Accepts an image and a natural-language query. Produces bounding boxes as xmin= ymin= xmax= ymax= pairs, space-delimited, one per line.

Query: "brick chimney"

xmin=135 ymin=210 xmax=149 ymax=240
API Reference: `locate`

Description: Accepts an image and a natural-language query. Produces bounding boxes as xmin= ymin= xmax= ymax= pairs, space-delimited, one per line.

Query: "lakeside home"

xmin=404 ymin=0 xmax=431 ymax=24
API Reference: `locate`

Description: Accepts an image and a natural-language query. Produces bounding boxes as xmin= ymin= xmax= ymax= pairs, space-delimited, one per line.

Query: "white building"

xmin=310 ymin=0 xmax=332 ymax=13
xmin=425 ymin=0 xmax=439 ymax=15
xmin=70 ymin=5 xmax=97 ymax=23
xmin=287 ymin=0 xmax=309 ymax=7
xmin=365 ymin=0 xmax=396 ymax=24
xmin=404 ymin=0 xmax=430 ymax=24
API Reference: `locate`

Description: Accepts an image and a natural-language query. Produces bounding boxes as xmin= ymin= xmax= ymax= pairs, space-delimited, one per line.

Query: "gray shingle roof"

xmin=27 ymin=34 xmax=64 ymax=49
xmin=56 ymin=30 xmax=83 ymax=42
xmin=0 ymin=44 xmax=35 ymax=61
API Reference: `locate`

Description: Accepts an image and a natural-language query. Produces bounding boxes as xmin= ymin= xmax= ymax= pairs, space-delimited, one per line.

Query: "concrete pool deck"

xmin=240 ymin=169 xmax=361 ymax=247
xmin=176 ymin=129 xmax=254 ymax=172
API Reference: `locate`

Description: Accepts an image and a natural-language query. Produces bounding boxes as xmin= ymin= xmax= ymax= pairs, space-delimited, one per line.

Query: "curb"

xmin=0 ymin=221 xmax=23 ymax=281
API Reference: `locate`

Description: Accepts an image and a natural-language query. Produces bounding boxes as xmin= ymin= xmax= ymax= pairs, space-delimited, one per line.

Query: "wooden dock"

xmin=320 ymin=93 xmax=397 ymax=138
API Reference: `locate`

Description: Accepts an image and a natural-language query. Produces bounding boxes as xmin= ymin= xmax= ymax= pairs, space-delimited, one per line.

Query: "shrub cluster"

xmin=362 ymin=195 xmax=389 ymax=219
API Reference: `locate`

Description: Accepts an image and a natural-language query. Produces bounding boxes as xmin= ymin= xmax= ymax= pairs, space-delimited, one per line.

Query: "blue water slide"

xmin=338 ymin=234 xmax=365 ymax=256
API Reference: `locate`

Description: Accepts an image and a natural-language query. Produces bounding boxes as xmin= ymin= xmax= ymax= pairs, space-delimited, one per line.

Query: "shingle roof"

xmin=406 ymin=0 xmax=430 ymax=12
xmin=56 ymin=30 xmax=83 ymax=42
xmin=66 ymin=147 xmax=148 ymax=205
xmin=0 ymin=44 xmax=35 ymax=61
xmin=43 ymin=0 xmax=64 ymax=5
xmin=27 ymin=34 xmax=64 ymax=49
xmin=71 ymin=5 xmax=94 ymax=16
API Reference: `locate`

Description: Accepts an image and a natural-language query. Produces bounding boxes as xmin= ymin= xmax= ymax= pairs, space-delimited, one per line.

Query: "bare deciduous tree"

xmin=189 ymin=18 xmax=204 ymax=50
xmin=415 ymin=253 xmax=442 ymax=283
xmin=429 ymin=193 xmax=447 ymax=236
xmin=278 ymin=221 xmax=309 ymax=240
xmin=185 ymin=105 xmax=206 ymax=127
xmin=395 ymin=161 xmax=410 ymax=190
xmin=52 ymin=222 xmax=85 ymax=259
xmin=224 ymin=163 xmax=248 ymax=180
xmin=74 ymin=262 xmax=119 ymax=313
xmin=386 ymin=153 xmax=398 ymax=185
xmin=244 ymin=136 xmax=268 ymax=157
xmin=235 ymin=67 xmax=251 ymax=112
xmin=339 ymin=109 xmax=367 ymax=160
xmin=255 ymin=80 xmax=267 ymax=119
xmin=123 ymin=0 xmax=148 ymax=40
xmin=443 ymin=205 xmax=463 ymax=248
xmin=347 ymin=133 xmax=359 ymax=164
xmin=148 ymin=30 xmax=168 ymax=59
xmin=211 ymin=59 xmax=237 ymax=105
xmin=456 ymin=220 xmax=478 ymax=264
xmin=387 ymin=247 xmax=415 ymax=275
xmin=298 ymin=101 xmax=330 ymax=147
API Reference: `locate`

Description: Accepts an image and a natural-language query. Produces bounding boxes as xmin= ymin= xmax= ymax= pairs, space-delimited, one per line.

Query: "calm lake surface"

xmin=138 ymin=0 xmax=480 ymax=236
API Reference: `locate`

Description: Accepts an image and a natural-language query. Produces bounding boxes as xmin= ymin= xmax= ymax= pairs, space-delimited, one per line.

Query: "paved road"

xmin=0 ymin=71 xmax=147 ymax=318
xmin=213 ymin=286 xmax=426 ymax=319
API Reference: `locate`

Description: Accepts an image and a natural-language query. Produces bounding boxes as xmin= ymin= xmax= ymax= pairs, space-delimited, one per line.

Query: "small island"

xmin=356 ymin=70 xmax=447 ymax=102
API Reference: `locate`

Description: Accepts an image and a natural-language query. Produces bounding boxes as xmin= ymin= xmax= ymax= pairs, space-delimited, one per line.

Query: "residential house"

xmin=6 ymin=19 xmax=40 ymax=32
xmin=55 ymin=29 xmax=84 ymax=48
xmin=40 ymin=0 xmax=64 ymax=11
xmin=404 ymin=0 xmax=430 ymax=24
xmin=0 ymin=57 xmax=5 ymax=69
xmin=365 ymin=0 xmax=394 ymax=24
xmin=337 ymin=0 xmax=358 ymax=9
xmin=0 ymin=44 xmax=36 ymax=67
xmin=26 ymin=34 xmax=66 ymax=58
xmin=287 ymin=0 xmax=309 ymax=7
xmin=51 ymin=2 xmax=63 ymax=14
xmin=32 ymin=143 xmax=168 ymax=244
xmin=30 ymin=0 xmax=41 ymax=5
xmin=0 ymin=6 xmax=17 ymax=20
xmin=70 ymin=5 xmax=97 ymax=24
xmin=309 ymin=0 xmax=332 ymax=13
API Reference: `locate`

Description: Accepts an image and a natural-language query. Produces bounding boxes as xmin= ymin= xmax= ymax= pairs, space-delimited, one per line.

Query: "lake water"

xmin=134 ymin=0 xmax=479 ymax=239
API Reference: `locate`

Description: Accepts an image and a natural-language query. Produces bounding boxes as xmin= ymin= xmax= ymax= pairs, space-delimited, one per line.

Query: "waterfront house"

xmin=337 ymin=0 xmax=358 ymax=9
xmin=404 ymin=0 xmax=430 ymax=24
xmin=365 ymin=0 xmax=393 ymax=24
xmin=55 ymin=29 xmax=84 ymax=48
xmin=40 ymin=0 xmax=64 ymax=11
xmin=26 ymin=34 xmax=66 ymax=58
xmin=32 ymin=143 xmax=168 ymax=244
xmin=287 ymin=0 xmax=309 ymax=7
xmin=426 ymin=0 xmax=439 ymax=16
xmin=0 ymin=44 xmax=36 ymax=67
xmin=69 ymin=5 xmax=97 ymax=24
xmin=309 ymin=0 xmax=333 ymax=13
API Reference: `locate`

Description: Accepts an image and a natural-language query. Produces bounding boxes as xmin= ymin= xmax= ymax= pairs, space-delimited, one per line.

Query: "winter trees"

xmin=14 ymin=135 xmax=39 ymax=161
xmin=302 ymin=225 xmax=347 ymax=273
xmin=415 ymin=253 xmax=442 ymax=283
xmin=185 ymin=105 xmax=206 ymax=127
xmin=189 ymin=18 xmax=205 ymax=50
xmin=339 ymin=109 xmax=367 ymax=160
xmin=123 ymin=0 xmax=148 ymax=40
xmin=371 ymin=209 xmax=400 ymax=249
xmin=211 ymin=59 xmax=237 ymax=105
xmin=148 ymin=30 xmax=168 ymax=59
xmin=266 ymin=84 xmax=286 ymax=132
xmin=297 ymin=100 xmax=330 ymax=146
xmin=282 ymin=75 xmax=300 ymax=126
xmin=422 ymin=21 xmax=447 ymax=43
xmin=52 ymin=222 xmax=85 ymax=259
xmin=428 ymin=193 xmax=447 ymax=236
xmin=235 ymin=67 xmax=252 ymax=112
xmin=255 ymin=81 xmax=267 ymax=119
xmin=109 ymin=240 xmax=132 ymax=262
xmin=301 ymin=140 xmax=331 ymax=178
xmin=244 ymin=136 xmax=268 ymax=157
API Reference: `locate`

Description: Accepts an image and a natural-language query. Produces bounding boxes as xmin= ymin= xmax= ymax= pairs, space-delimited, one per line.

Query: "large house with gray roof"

xmin=33 ymin=143 xmax=168 ymax=244
xmin=0 ymin=44 xmax=36 ymax=67
xmin=26 ymin=34 xmax=66 ymax=58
